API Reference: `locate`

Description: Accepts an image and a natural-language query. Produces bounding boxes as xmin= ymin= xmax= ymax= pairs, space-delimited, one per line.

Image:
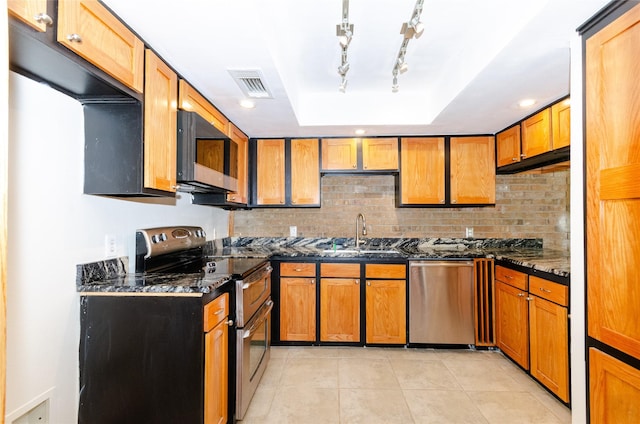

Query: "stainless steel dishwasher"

xmin=409 ymin=261 xmax=475 ymax=344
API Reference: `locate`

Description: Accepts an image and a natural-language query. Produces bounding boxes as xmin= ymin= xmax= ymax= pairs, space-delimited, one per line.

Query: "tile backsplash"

xmin=232 ymin=170 xmax=570 ymax=251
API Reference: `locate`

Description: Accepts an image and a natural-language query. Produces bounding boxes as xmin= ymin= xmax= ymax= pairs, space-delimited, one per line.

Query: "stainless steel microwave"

xmin=176 ymin=110 xmax=238 ymax=193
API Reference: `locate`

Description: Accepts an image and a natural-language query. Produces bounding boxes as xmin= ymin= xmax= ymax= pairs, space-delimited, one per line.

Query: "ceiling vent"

xmin=228 ymin=69 xmax=273 ymax=99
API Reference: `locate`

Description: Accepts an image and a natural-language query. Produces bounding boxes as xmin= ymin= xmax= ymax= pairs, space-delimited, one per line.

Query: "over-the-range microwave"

xmin=176 ymin=110 xmax=238 ymax=193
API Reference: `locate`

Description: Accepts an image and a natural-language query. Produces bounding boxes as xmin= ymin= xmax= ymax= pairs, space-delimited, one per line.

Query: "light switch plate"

xmin=465 ymin=227 xmax=474 ymax=238
xmin=289 ymin=226 xmax=297 ymax=237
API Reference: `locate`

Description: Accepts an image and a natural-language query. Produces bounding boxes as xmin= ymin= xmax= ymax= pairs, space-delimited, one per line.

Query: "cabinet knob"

xmin=226 ymin=319 xmax=234 ymax=326
xmin=310 ymin=279 xmax=315 ymax=284
xmin=440 ymin=199 xmax=445 ymax=204
xmin=34 ymin=13 xmax=53 ymax=26
xmin=517 ymin=292 xmax=525 ymax=297
xmin=352 ymin=164 xmax=357 ymax=168
xmin=367 ymin=281 xmax=371 ymax=286
xmin=512 ymin=157 xmax=518 ymax=162
xmin=520 ymin=154 xmax=527 ymax=159
xmin=66 ymin=33 xmax=83 ymax=43
xmin=526 ymin=296 xmax=534 ymax=301
xmin=355 ymin=279 xmax=359 ymax=285
xmin=452 ymin=199 xmax=457 ymax=204
xmin=292 ymin=200 xmax=296 ymax=204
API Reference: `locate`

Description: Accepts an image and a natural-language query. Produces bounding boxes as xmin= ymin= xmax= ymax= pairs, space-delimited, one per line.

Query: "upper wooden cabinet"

xmin=255 ymin=139 xmax=286 ymax=205
xmin=321 ymin=138 xmax=358 ymax=170
xmin=143 ymin=49 xmax=177 ymax=193
xmin=362 ymin=138 xmax=399 ymax=171
xmin=496 ymin=125 xmax=521 ymax=167
xmin=521 ymin=108 xmax=552 ymax=159
xmin=291 ymin=139 xmax=321 ymax=205
xmin=8 ymin=0 xmax=50 ymax=31
xmin=450 ymin=136 xmax=495 ymax=205
xmin=399 ymin=137 xmax=445 ymax=205
xmin=178 ymin=80 xmax=228 ymax=134
xmin=551 ymin=99 xmax=571 ymax=149
xmin=57 ymin=0 xmax=144 ymax=93
xmin=226 ymin=123 xmax=249 ymax=205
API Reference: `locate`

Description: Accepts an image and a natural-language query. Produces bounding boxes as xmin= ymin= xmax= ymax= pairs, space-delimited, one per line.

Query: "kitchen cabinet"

xmin=551 ymin=99 xmax=571 ymax=150
xmin=399 ymin=137 xmax=445 ymax=205
xmin=496 ymin=125 xmax=521 ymax=167
xmin=495 ymin=266 xmax=529 ymax=370
xmin=226 ymin=123 xmax=249 ymax=205
xmin=474 ymin=258 xmax=495 ymax=347
xmin=365 ymin=264 xmax=406 ymax=345
xmin=321 ymin=138 xmax=399 ymax=172
xmin=529 ymin=276 xmax=569 ymax=403
xmin=584 ymin=2 xmax=640 ymax=422
xmin=144 ymin=49 xmax=178 ymax=193
xmin=8 ymin=0 xmax=50 ymax=32
xmin=279 ymin=262 xmax=317 ymax=342
xmin=204 ymin=293 xmax=230 ymax=424
xmin=252 ymin=138 xmax=320 ymax=207
xmin=521 ymin=108 xmax=552 ymax=160
xmin=450 ymin=136 xmax=495 ymax=205
xmin=320 ymin=263 xmax=361 ymax=342
xmin=57 ymin=0 xmax=144 ymax=93
xmin=178 ymin=80 xmax=229 ymax=134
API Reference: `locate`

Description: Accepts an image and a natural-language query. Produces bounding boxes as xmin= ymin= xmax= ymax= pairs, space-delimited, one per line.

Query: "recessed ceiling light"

xmin=518 ymin=98 xmax=536 ymax=108
xmin=355 ymin=129 xmax=365 ymax=135
xmin=240 ymin=99 xmax=255 ymax=109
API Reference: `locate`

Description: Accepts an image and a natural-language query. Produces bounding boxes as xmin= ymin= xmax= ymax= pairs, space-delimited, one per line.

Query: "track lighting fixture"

xmin=391 ymin=0 xmax=425 ymax=92
xmin=336 ymin=0 xmax=353 ymax=92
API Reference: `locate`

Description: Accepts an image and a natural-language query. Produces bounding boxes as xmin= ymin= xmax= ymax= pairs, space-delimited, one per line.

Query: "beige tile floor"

xmin=239 ymin=346 xmax=571 ymax=424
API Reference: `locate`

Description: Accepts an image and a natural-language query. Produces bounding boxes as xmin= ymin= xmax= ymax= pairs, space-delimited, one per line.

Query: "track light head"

xmin=336 ymin=24 xmax=354 ymax=47
xmin=392 ymin=76 xmax=399 ymax=93
xmin=339 ymin=78 xmax=348 ymax=93
xmin=338 ymin=62 xmax=350 ymax=76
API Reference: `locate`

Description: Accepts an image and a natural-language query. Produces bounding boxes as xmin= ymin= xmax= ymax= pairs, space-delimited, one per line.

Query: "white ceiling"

xmin=102 ymin=0 xmax=609 ymax=138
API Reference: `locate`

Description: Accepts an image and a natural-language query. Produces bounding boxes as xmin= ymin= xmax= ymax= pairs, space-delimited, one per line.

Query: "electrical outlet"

xmin=13 ymin=399 xmax=49 ymax=424
xmin=465 ymin=227 xmax=474 ymax=238
xmin=289 ymin=226 xmax=297 ymax=237
xmin=105 ymin=234 xmax=117 ymax=258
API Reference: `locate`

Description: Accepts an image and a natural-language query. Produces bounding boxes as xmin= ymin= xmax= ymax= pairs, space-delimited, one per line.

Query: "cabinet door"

xmin=551 ymin=98 xmax=571 ymax=150
xmin=178 ymin=80 xmax=229 ymax=133
xmin=280 ymin=277 xmax=317 ymax=342
xmin=57 ymin=0 xmax=144 ymax=92
xmin=321 ymin=138 xmax=358 ymax=170
xmin=290 ymin=139 xmax=320 ymax=206
xmin=256 ymin=139 xmax=286 ymax=205
xmin=529 ymin=296 xmax=569 ymax=402
xmin=365 ymin=280 xmax=406 ymax=344
xmin=8 ymin=0 xmax=49 ymax=31
xmin=496 ymin=125 xmax=521 ymax=167
xmin=362 ymin=138 xmax=398 ymax=171
xmin=450 ymin=136 xmax=495 ymax=204
xmin=590 ymin=348 xmax=640 ymax=423
xmin=495 ymin=280 xmax=529 ymax=369
xmin=521 ymin=108 xmax=552 ymax=159
xmin=205 ymin=317 xmax=229 ymax=424
xmin=320 ymin=278 xmax=360 ymax=342
xmin=227 ymin=124 xmax=248 ymax=204
xmin=586 ymin=2 xmax=640 ymax=359
xmin=400 ymin=137 xmax=445 ymax=205
xmin=144 ymin=50 xmax=177 ymax=193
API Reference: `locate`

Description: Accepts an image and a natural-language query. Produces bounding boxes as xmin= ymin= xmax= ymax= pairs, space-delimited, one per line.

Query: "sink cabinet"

xmin=279 ymin=262 xmax=317 ymax=342
xmin=320 ymin=263 xmax=361 ymax=342
xmin=365 ymin=264 xmax=406 ymax=344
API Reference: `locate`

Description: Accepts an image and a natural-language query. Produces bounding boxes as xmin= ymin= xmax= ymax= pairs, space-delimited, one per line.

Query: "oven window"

xmin=249 ymin=317 xmax=268 ymax=381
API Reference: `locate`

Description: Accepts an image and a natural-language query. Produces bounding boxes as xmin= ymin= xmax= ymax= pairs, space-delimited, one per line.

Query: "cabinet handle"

xmin=517 ymin=292 xmax=525 ymax=297
xmin=539 ymin=287 xmax=552 ymax=293
xmin=66 ymin=33 xmax=82 ymax=43
xmin=521 ymin=153 xmax=527 ymax=159
xmin=226 ymin=319 xmax=234 ymax=326
xmin=363 ymin=165 xmax=368 ymax=169
xmin=355 ymin=279 xmax=359 ymax=285
xmin=452 ymin=199 xmax=457 ymax=204
xmin=526 ymin=296 xmax=534 ymax=301
xmin=439 ymin=199 xmax=445 ymax=204
xmin=229 ymin=196 xmax=236 ymax=201
xmin=310 ymin=279 xmax=315 ymax=284
xmin=34 ymin=13 xmax=53 ymax=26
xmin=214 ymin=308 xmax=225 ymax=315
xmin=511 ymin=157 xmax=518 ymax=162
xmin=367 ymin=281 xmax=371 ymax=286
xmin=294 ymin=268 xmax=302 ymax=272
xmin=352 ymin=164 xmax=357 ymax=168
xmin=505 ymin=275 xmax=513 ymax=279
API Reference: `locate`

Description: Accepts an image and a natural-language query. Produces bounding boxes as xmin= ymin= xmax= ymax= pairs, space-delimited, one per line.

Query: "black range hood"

xmin=176 ymin=111 xmax=238 ymax=193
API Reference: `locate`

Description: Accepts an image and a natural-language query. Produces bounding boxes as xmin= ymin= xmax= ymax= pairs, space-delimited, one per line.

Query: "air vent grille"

xmin=228 ymin=69 xmax=273 ymax=99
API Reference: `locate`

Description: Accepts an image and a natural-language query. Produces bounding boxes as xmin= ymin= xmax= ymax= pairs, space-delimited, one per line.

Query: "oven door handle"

xmin=241 ymin=266 xmax=273 ymax=290
xmin=242 ymin=300 xmax=274 ymax=339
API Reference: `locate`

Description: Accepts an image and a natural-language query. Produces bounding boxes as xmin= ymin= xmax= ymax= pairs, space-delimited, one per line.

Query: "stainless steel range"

xmin=135 ymin=226 xmax=273 ymax=421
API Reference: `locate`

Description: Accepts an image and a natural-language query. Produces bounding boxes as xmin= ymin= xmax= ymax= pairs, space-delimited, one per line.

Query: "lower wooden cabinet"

xmin=320 ymin=263 xmax=361 ymax=342
xmin=279 ymin=262 xmax=317 ymax=342
xmin=204 ymin=293 xmax=229 ymax=424
xmin=495 ymin=279 xmax=529 ymax=370
xmin=366 ymin=280 xmax=406 ymax=344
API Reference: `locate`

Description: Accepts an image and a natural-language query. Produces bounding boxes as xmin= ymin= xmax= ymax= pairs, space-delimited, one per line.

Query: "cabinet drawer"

xmin=365 ymin=264 xmax=406 ymax=279
xmin=530 ymin=276 xmax=568 ymax=306
xmin=281 ymin=262 xmax=316 ymax=277
xmin=321 ymin=263 xmax=360 ymax=278
xmin=204 ymin=293 xmax=229 ymax=332
xmin=496 ymin=266 xmax=528 ymax=291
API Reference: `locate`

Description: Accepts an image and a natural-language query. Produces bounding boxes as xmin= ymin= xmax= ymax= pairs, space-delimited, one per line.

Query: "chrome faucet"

xmin=355 ymin=213 xmax=367 ymax=248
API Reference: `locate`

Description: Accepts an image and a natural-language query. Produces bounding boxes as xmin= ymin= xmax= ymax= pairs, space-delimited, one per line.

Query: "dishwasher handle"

xmin=409 ymin=261 xmax=474 ymax=268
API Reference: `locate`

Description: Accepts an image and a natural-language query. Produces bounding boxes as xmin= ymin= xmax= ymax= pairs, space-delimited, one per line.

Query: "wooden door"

xmin=590 ymin=348 xmax=640 ymax=423
xmin=9 ymin=0 xmax=49 ymax=31
xmin=205 ymin=319 xmax=228 ymax=424
xmin=586 ymin=2 xmax=640 ymax=360
xmin=57 ymin=0 xmax=144 ymax=92
xmin=320 ymin=278 xmax=360 ymax=342
xmin=321 ymin=138 xmax=357 ymax=170
xmin=400 ymin=137 xmax=445 ymax=205
xmin=496 ymin=125 xmax=521 ymax=167
xmin=365 ymin=280 xmax=406 ymax=344
xmin=178 ymin=80 xmax=228 ymax=133
xmin=362 ymin=138 xmax=398 ymax=170
xmin=529 ymin=295 xmax=569 ymax=402
xmin=551 ymin=98 xmax=571 ymax=150
xmin=290 ymin=139 xmax=320 ymax=205
xmin=280 ymin=277 xmax=316 ymax=341
xmin=227 ymin=124 xmax=248 ymax=204
xmin=521 ymin=108 xmax=551 ymax=159
xmin=495 ymin=280 xmax=529 ymax=369
xmin=256 ymin=139 xmax=285 ymax=205
xmin=144 ymin=50 xmax=177 ymax=193
xmin=450 ymin=136 xmax=495 ymax=204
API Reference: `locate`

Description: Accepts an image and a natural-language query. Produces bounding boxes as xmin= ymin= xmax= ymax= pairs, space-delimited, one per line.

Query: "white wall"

xmin=5 ymin=72 xmax=229 ymax=423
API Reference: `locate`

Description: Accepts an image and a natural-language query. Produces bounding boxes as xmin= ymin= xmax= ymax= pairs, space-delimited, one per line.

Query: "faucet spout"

xmin=355 ymin=213 xmax=367 ymax=247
